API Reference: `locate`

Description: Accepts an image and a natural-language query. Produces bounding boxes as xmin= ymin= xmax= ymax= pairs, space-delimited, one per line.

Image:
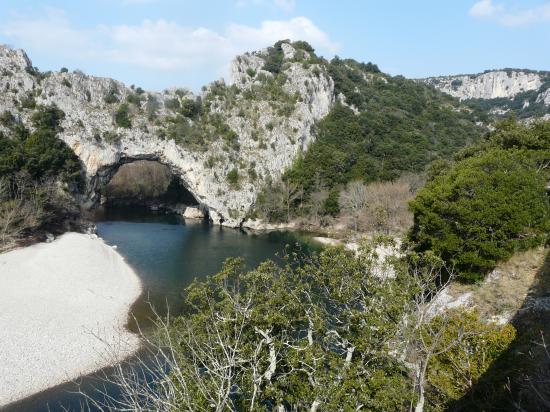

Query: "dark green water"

xmin=9 ymin=207 xmax=317 ymax=412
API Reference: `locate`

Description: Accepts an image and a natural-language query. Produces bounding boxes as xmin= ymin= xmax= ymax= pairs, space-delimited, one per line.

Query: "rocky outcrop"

xmin=423 ymin=70 xmax=546 ymax=100
xmin=0 ymin=43 xmax=334 ymax=227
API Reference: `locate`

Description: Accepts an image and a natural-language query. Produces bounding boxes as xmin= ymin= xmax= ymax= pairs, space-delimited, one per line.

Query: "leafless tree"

xmin=279 ymin=180 xmax=303 ymax=223
xmin=339 ymin=180 xmax=368 ymax=232
xmin=308 ymin=189 xmax=328 ymax=226
xmin=396 ymin=256 xmax=467 ymax=412
xmin=0 ymin=174 xmax=48 ymax=251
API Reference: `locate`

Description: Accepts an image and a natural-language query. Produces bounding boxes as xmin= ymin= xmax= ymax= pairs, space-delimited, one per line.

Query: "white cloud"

xmin=273 ymin=0 xmax=296 ymax=12
xmin=120 ymin=0 xmax=158 ymax=4
xmin=469 ymin=0 xmax=502 ymax=17
xmin=235 ymin=0 xmax=296 ymax=12
xmin=0 ymin=8 xmax=337 ymax=81
xmin=469 ymin=0 xmax=550 ymax=27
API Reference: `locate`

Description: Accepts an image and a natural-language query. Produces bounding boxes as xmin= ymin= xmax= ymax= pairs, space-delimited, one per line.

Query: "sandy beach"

xmin=0 ymin=233 xmax=142 ymax=407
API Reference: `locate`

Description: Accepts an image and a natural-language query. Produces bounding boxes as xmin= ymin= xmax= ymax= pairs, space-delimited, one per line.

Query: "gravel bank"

xmin=0 ymin=232 xmax=142 ymax=407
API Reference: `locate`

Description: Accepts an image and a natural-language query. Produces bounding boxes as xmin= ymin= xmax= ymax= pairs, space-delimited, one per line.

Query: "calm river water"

xmin=8 ymin=207 xmax=318 ymax=412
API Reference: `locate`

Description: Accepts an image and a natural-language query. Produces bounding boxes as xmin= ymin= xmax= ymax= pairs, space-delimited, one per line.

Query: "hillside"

xmin=0 ymin=41 xmax=333 ymax=227
xmin=284 ymin=58 xmax=485 ymax=192
xmin=424 ymin=69 xmax=550 ymax=120
xmin=1 ymin=40 xmax=498 ymax=231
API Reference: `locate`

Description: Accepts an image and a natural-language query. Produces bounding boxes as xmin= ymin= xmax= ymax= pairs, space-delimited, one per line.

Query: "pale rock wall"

xmin=424 ymin=70 xmax=544 ymax=100
xmin=0 ymin=43 xmax=334 ymax=227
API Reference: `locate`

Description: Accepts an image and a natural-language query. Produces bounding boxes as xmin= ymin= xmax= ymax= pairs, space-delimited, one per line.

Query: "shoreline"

xmin=0 ymin=232 xmax=143 ymax=407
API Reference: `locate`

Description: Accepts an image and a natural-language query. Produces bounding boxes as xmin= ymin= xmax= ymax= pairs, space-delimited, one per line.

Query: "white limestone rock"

xmin=424 ymin=70 xmax=544 ymax=100
xmin=182 ymin=206 xmax=205 ymax=220
xmin=0 ymin=43 xmax=335 ymax=228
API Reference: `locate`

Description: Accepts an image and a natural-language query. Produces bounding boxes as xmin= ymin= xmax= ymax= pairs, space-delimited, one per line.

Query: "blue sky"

xmin=0 ymin=0 xmax=549 ymax=91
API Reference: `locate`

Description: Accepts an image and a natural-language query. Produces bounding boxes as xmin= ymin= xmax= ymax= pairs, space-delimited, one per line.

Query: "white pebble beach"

xmin=0 ymin=232 xmax=142 ymax=407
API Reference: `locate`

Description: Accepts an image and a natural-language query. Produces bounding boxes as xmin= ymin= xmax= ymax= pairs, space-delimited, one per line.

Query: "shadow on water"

xmin=5 ymin=206 xmax=319 ymax=412
xmin=447 ymin=250 xmax=550 ymax=411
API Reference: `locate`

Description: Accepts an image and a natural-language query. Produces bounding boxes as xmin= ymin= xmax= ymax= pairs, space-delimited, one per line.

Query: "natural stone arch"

xmin=86 ymin=155 xmax=207 ymax=217
xmin=0 ymin=43 xmax=335 ymax=227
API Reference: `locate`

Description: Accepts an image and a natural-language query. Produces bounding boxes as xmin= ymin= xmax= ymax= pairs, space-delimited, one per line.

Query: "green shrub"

xmin=0 ymin=111 xmax=15 ymax=127
xmin=409 ymin=148 xmax=550 ymax=282
xmin=104 ymin=85 xmax=120 ymax=104
xmin=60 ymin=67 xmax=69 ymax=73
xmin=246 ymin=68 xmax=256 ymax=78
xmin=292 ymin=40 xmax=315 ymax=53
xmin=61 ymin=78 xmax=72 ymax=88
xmin=31 ymin=105 xmax=65 ymax=131
xmin=180 ymin=98 xmax=202 ymax=118
xmin=126 ymin=93 xmax=144 ymax=106
xmin=115 ymin=103 xmax=132 ymax=128
xmin=226 ymin=168 xmax=239 ymax=189
xmin=425 ymin=310 xmax=516 ymax=409
xmin=20 ymin=95 xmax=36 ymax=109
xmin=0 ymin=105 xmax=80 ymax=183
xmin=262 ymin=40 xmax=286 ymax=74
xmin=103 ymin=131 xmax=121 ymax=144
xmin=165 ymin=98 xmax=180 ymax=111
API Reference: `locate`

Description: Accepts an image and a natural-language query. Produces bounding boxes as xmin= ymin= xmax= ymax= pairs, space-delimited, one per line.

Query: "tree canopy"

xmin=409 ymin=121 xmax=550 ymax=282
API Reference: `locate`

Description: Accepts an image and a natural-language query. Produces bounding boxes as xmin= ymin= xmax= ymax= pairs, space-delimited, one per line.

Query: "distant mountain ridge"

xmin=423 ymin=69 xmax=550 ymax=120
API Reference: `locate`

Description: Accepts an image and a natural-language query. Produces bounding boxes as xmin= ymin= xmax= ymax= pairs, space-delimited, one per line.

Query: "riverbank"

xmin=0 ymin=232 xmax=142 ymax=407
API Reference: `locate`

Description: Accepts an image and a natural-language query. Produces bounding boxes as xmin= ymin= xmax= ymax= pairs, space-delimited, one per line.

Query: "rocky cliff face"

xmin=0 ymin=43 xmax=334 ymax=227
xmin=424 ymin=70 xmax=545 ymax=100
xmin=423 ymin=69 xmax=550 ymax=120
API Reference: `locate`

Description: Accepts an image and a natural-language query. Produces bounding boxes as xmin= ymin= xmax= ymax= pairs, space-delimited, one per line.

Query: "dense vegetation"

xmin=466 ymin=73 xmax=550 ymax=120
xmin=285 ymin=62 xmax=484 ymax=193
xmin=409 ymin=120 xmax=550 ymax=282
xmin=0 ymin=105 xmax=81 ymax=250
xmin=105 ymin=242 xmax=515 ymax=411
xmin=254 ymin=53 xmax=485 ymax=225
xmin=0 ymin=106 xmax=80 ymax=182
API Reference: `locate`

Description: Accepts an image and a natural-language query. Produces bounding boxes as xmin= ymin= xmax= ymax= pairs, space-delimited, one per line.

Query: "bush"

xmin=104 ymin=85 xmax=120 ymax=104
xmin=103 ymin=131 xmax=121 ymax=144
xmin=262 ymin=40 xmax=286 ymax=74
xmin=20 ymin=95 xmax=36 ymax=109
xmin=180 ymin=98 xmax=202 ymax=118
xmin=409 ymin=148 xmax=550 ymax=282
xmin=165 ymin=98 xmax=180 ymax=111
xmin=425 ymin=310 xmax=516 ymax=409
xmin=31 ymin=105 xmax=65 ymax=131
xmin=292 ymin=40 xmax=315 ymax=53
xmin=0 ymin=106 xmax=79 ymax=184
xmin=115 ymin=103 xmax=132 ymax=128
xmin=126 ymin=93 xmax=143 ymax=106
xmin=60 ymin=67 xmax=69 ymax=73
xmin=226 ymin=168 xmax=239 ymax=189
xmin=246 ymin=68 xmax=256 ymax=78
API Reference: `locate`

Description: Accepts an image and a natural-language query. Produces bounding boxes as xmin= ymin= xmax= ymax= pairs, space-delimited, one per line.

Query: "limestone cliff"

xmin=423 ymin=69 xmax=550 ymax=120
xmin=0 ymin=42 xmax=334 ymax=227
xmin=424 ymin=70 xmax=545 ymax=100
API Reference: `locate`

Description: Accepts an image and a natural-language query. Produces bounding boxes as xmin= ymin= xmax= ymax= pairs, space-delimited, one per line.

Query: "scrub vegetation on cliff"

xmin=0 ymin=105 xmax=81 ymax=250
xmin=255 ymin=49 xmax=485 ymax=231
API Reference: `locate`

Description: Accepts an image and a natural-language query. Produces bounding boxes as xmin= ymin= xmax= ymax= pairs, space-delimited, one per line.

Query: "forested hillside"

xmin=256 ymin=46 xmax=486 ymax=226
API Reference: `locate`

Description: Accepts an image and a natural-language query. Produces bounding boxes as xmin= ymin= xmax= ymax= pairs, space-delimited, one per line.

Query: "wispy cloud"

xmin=469 ymin=0 xmax=550 ymax=27
xmin=235 ymin=0 xmax=296 ymax=12
xmin=469 ymin=0 xmax=503 ymax=18
xmin=120 ymin=0 xmax=158 ymax=5
xmin=0 ymin=8 xmax=336 ymax=81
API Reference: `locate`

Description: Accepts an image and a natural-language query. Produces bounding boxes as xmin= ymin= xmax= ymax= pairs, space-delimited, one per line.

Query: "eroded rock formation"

xmin=0 ymin=43 xmax=334 ymax=227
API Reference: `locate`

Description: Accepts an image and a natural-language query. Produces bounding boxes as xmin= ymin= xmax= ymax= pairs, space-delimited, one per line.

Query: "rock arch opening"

xmin=98 ymin=160 xmax=201 ymax=215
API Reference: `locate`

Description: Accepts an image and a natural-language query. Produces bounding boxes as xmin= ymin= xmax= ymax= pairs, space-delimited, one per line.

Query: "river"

xmin=8 ymin=206 xmax=318 ymax=412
